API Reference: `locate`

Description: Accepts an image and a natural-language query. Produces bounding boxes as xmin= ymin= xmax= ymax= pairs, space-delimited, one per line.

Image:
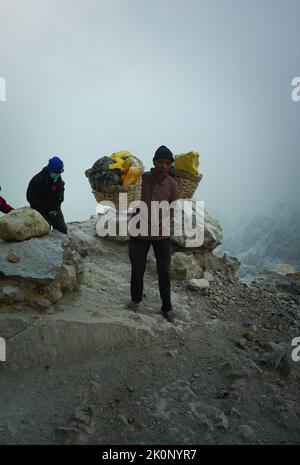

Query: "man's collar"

xmin=149 ymin=168 xmax=167 ymax=183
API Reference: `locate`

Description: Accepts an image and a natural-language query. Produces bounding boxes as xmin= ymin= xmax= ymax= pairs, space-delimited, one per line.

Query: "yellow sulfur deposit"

xmin=107 ymin=150 xmax=144 ymax=186
xmin=174 ymin=151 xmax=200 ymax=176
xmin=109 ymin=151 xmax=133 ymax=172
xmin=111 ymin=151 xmax=132 ymax=160
xmin=122 ymin=156 xmax=144 ymax=186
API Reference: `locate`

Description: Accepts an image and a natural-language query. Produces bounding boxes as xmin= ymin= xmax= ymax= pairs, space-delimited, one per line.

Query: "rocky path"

xmin=1 ymin=243 xmax=300 ymax=445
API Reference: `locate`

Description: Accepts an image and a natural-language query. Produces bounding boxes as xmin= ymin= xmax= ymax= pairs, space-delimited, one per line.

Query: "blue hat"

xmin=47 ymin=156 xmax=64 ymax=173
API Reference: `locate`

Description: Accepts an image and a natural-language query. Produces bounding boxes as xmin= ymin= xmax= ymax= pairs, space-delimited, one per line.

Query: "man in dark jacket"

xmin=26 ymin=156 xmax=67 ymax=234
xmin=0 ymin=186 xmax=14 ymax=214
xmin=128 ymin=145 xmax=178 ymax=322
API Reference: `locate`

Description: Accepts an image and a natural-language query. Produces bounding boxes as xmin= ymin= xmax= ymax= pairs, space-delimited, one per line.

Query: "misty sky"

xmin=0 ymin=0 xmax=299 ymax=225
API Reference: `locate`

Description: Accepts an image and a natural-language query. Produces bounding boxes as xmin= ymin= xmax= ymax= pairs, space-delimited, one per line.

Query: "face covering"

xmin=50 ymin=173 xmax=60 ymax=183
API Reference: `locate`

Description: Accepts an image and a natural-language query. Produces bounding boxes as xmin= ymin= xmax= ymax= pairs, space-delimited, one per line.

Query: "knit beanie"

xmin=153 ymin=145 xmax=174 ymax=163
xmin=47 ymin=156 xmax=64 ymax=173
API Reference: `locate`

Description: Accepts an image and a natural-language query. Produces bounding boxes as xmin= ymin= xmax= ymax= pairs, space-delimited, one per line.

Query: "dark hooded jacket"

xmin=26 ymin=167 xmax=65 ymax=215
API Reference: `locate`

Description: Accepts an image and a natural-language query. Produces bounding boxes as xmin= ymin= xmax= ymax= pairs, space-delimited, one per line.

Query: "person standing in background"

xmin=0 ymin=185 xmax=14 ymax=214
xmin=26 ymin=156 xmax=68 ymax=234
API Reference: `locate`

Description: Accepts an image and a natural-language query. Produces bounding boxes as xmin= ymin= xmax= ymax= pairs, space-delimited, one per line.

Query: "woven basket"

xmin=85 ymin=168 xmax=142 ymax=210
xmin=92 ymin=181 xmax=142 ymax=211
xmin=174 ymin=170 xmax=203 ymax=199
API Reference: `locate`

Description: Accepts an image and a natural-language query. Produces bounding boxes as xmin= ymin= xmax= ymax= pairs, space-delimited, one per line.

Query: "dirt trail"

xmin=1 ymin=236 xmax=300 ymax=444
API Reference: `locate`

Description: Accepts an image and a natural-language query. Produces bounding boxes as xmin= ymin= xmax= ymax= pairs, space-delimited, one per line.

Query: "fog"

xmin=1 ymin=0 xmax=300 ymax=225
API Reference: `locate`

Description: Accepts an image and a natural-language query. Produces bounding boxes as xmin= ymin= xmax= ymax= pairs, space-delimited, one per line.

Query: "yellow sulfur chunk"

xmin=174 ymin=151 xmax=200 ymax=176
xmin=111 ymin=151 xmax=132 ymax=161
xmin=122 ymin=156 xmax=144 ymax=186
xmin=109 ymin=161 xmax=126 ymax=171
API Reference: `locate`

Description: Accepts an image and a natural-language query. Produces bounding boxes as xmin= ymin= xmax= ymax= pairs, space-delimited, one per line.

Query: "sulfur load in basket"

xmin=85 ymin=151 xmax=144 ymax=210
xmin=171 ymin=151 xmax=203 ymax=199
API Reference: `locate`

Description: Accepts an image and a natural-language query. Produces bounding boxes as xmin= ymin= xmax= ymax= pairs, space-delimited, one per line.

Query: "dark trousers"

xmin=129 ymin=237 xmax=172 ymax=313
xmin=42 ymin=209 xmax=68 ymax=234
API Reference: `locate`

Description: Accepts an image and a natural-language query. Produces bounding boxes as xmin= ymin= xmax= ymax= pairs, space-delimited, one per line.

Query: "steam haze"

xmin=1 ymin=0 xmax=300 ymax=224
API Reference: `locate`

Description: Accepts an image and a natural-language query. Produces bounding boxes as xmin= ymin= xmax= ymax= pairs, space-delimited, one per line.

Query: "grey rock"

xmin=171 ymin=202 xmax=223 ymax=251
xmin=72 ymin=407 xmax=91 ymax=426
xmin=0 ymin=316 xmax=31 ymax=338
xmin=170 ymin=252 xmax=203 ymax=280
xmin=215 ymin=412 xmax=230 ymax=431
xmin=189 ymin=278 xmax=210 ymax=291
xmin=167 ymin=350 xmax=178 ymax=357
xmin=197 ymin=415 xmax=214 ymax=431
xmin=265 ymin=342 xmax=284 ymax=352
xmin=7 ymin=251 xmax=20 ymax=263
xmin=69 ymin=229 xmax=105 ymax=257
xmin=0 ymin=230 xmax=82 ymax=311
xmin=203 ymin=271 xmax=215 ymax=281
xmin=0 ymin=232 xmax=66 ymax=283
xmin=228 ymin=391 xmax=242 ymax=402
xmin=237 ymin=339 xmax=247 ymax=350
xmin=238 ymin=425 xmax=256 ymax=441
xmin=31 ymin=297 xmax=52 ymax=310
xmin=259 ymin=349 xmax=291 ymax=377
xmin=60 ymin=265 xmax=77 ymax=291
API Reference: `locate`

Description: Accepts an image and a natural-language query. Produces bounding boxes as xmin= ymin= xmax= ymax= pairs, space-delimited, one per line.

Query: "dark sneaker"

xmin=127 ymin=301 xmax=140 ymax=313
xmin=162 ymin=310 xmax=175 ymax=322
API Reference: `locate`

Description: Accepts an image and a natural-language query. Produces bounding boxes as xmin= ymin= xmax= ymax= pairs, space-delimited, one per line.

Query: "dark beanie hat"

xmin=47 ymin=156 xmax=64 ymax=173
xmin=153 ymin=145 xmax=174 ymax=163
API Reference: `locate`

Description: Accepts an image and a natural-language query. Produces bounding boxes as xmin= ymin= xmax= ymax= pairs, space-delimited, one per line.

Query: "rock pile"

xmin=0 ymin=230 xmax=83 ymax=311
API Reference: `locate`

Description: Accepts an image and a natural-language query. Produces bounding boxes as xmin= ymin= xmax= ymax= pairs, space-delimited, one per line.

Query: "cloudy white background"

xmin=0 ymin=0 xmax=299 ymax=224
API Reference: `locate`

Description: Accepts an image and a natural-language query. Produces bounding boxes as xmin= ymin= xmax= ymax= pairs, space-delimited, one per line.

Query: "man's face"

xmin=154 ymin=158 xmax=172 ymax=176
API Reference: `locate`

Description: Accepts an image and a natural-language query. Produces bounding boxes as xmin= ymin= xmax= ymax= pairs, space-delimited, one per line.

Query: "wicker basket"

xmin=174 ymin=170 xmax=203 ymax=199
xmin=85 ymin=168 xmax=142 ymax=210
xmin=92 ymin=181 xmax=142 ymax=211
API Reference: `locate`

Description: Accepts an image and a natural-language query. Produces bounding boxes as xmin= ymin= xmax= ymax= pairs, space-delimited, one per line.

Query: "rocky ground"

xmin=0 ymin=217 xmax=300 ymax=445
